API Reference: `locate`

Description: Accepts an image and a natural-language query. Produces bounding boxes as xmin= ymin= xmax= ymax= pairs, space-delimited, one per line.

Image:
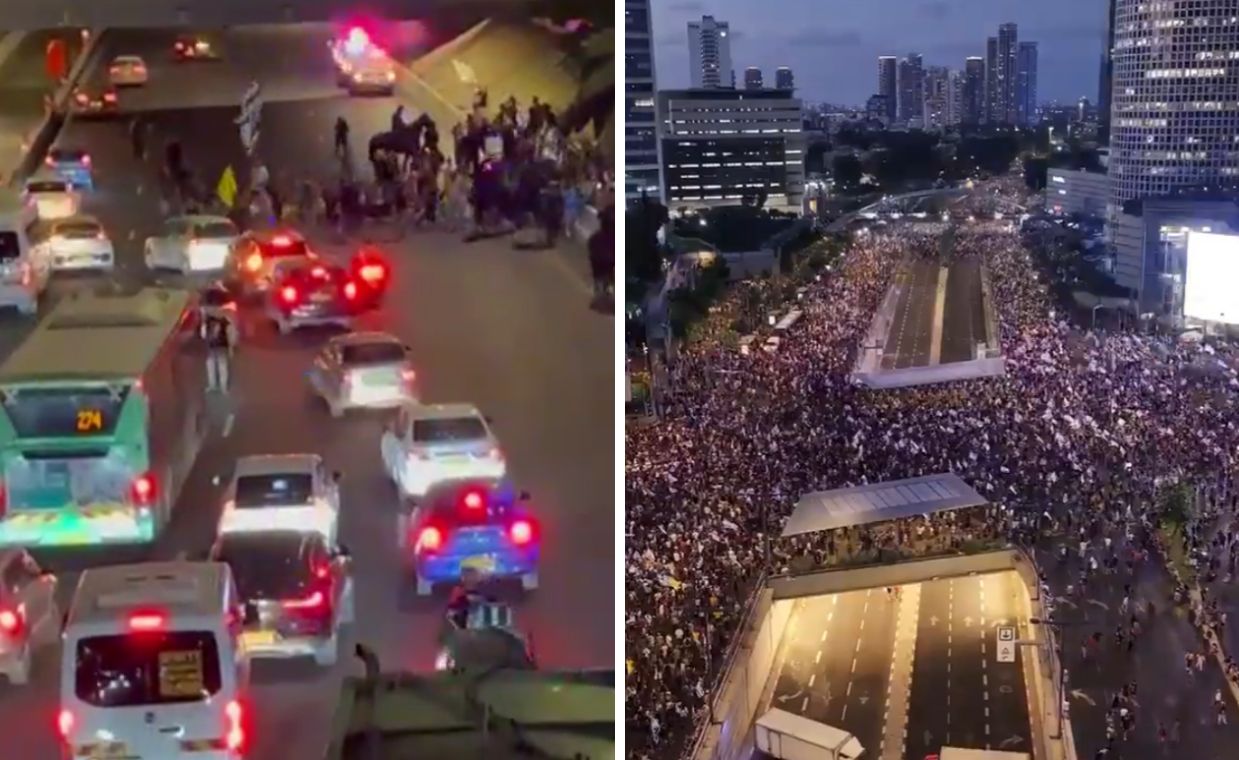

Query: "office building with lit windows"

xmin=687 ymin=15 xmax=733 ymax=89
xmin=625 ymin=0 xmax=662 ymax=201
xmin=878 ymin=56 xmax=898 ymax=123
xmin=657 ymin=88 xmax=805 ymax=212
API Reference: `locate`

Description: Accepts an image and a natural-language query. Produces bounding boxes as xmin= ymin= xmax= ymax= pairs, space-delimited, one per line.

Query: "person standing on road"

xmin=201 ymin=311 xmax=237 ymax=392
xmin=130 ymin=116 xmax=147 ymax=161
xmin=334 ymin=116 xmax=350 ymax=158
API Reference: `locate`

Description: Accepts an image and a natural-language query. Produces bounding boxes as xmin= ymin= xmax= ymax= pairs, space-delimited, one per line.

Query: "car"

xmin=348 ymin=244 xmax=391 ymax=307
xmin=346 ymin=57 xmax=396 ymax=96
xmin=218 ymin=454 xmax=341 ymax=543
xmin=22 ymin=173 xmax=79 ymax=220
xmin=58 ymin=562 xmax=249 ymax=759
xmin=267 ymin=259 xmax=363 ymax=334
xmin=330 ymin=27 xmax=383 ymax=85
xmin=380 ymin=403 xmax=506 ymax=501
xmin=144 ymin=214 xmax=239 ymax=274
xmin=41 ymin=214 xmax=115 ymax=271
xmin=43 ymin=147 xmax=94 ymax=190
xmin=227 ymin=228 xmax=318 ymax=296
xmin=308 ymin=332 xmax=417 ymax=417
xmin=172 ymin=35 xmax=219 ymax=61
xmin=70 ymin=86 xmax=118 ymax=118
xmin=0 ymin=549 xmax=58 ymax=684
xmin=107 ymin=55 xmax=148 ymax=86
xmin=403 ymin=478 xmax=539 ymax=595
xmin=210 ymin=530 xmax=353 ymax=667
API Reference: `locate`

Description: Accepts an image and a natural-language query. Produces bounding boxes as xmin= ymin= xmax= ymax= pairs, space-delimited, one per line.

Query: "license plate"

xmin=85 ymin=743 xmax=131 ymax=759
xmin=242 ymin=630 xmax=276 ymax=647
xmin=461 ymin=555 xmax=495 ymax=572
xmin=312 ymin=291 xmax=331 ymax=303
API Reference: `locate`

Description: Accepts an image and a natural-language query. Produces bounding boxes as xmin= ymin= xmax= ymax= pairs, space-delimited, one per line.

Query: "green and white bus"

xmin=0 ymin=286 xmax=207 ymax=546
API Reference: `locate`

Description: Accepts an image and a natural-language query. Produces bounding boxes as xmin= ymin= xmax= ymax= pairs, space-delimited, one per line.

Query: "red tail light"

xmin=75 ymin=93 xmax=87 ymax=104
xmin=343 ymin=281 xmax=358 ymax=300
xmin=418 ymin=525 xmax=443 ymax=551
xmin=401 ymin=368 xmax=416 ymax=384
xmin=57 ymin=709 xmax=74 ymax=740
xmin=280 ymin=285 xmax=298 ymax=304
xmin=271 ymin=234 xmax=292 ymax=247
xmin=314 ymin=563 xmax=330 ymax=580
xmin=282 ymin=590 xmax=325 ymax=609
xmin=311 ymin=266 xmax=327 ymax=279
xmin=103 ymin=92 xmax=116 ymax=103
xmin=359 ymin=263 xmax=385 ymax=283
xmin=0 ymin=480 xmax=7 ymax=520
xmin=131 ymin=473 xmax=155 ymax=505
xmin=128 ymin=612 xmax=164 ymax=630
xmin=510 ymin=519 xmax=534 ymax=545
xmin=225 ymin=700 xmax=244 ymax=752
xmin=0 ymin=608 xmax=23 ymax=635
xmin=81 ymin=154 xmax=91 ymax=166
xmin=461 ymin=489 xmax=485 ymax=511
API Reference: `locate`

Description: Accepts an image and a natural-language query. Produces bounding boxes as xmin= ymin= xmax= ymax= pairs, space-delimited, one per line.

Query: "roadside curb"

xmin=5 ymin=27 xmax=106 ymax=189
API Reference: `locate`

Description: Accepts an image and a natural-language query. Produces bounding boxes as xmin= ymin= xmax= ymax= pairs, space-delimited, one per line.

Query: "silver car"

xmin=144 ymin=215 xmax=238 ymax=274
xmin=308 ymin=332 xmax=417 ymax=417
xmin=0 ymin=549 xmax=58 ymax=685
xmin=43 ymin=215 xmax=115 ymax=271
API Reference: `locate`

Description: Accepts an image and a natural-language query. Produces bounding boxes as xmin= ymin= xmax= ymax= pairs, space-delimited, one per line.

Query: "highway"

xmin=771 ymin=588 xmax=899 ymax=757
xmin=0 ymin=23 xmax=611 ymax=759
xmin=882 ymin=260 xmax=936 ymax=370
xmin=904 ymin=572 xmax=1032 ymax=759
xmin=939 ymin=258 xmax=984 ymax=365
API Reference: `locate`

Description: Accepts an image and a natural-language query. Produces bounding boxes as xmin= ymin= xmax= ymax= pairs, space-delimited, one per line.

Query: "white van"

xmin=0 ymin=189 xmax=50 ymax=315
xmin=59 ymin=562 xmax=251 ymax=760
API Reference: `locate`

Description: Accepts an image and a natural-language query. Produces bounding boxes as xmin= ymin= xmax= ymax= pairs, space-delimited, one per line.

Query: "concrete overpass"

xmin=0 ymin=0 xmax=596 ymax=29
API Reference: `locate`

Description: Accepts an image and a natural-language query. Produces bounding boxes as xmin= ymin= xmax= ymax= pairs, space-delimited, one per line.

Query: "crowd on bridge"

xmin=625 ymin=199 xmax=1239 ymax=756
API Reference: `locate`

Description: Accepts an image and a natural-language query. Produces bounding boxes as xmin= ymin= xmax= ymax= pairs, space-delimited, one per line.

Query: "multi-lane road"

xmin=772 ymin=573 xmax=1033 ymax=759
xmin=880 ymin=257 xmax=986 ymax=370
xmin=0 ymin=23 xmax=611 ymax=759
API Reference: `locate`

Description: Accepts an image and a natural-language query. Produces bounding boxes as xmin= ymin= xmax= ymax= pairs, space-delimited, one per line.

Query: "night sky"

xmin=651 ymin=0 xmax=1108 ymax=106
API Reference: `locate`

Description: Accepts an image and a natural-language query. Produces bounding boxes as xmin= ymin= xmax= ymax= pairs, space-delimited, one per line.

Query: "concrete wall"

xmin=0 ymin=0 xmax=520 ymax=28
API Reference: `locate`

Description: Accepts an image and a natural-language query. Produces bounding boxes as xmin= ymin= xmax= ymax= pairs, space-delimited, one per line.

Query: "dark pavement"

xmin=940 ymin=258 xmax=985 ymax=365
xmin=771 ymin=588 xmax=897 ymax=757
xmin=883 ymin=260 xmax=936 ymax=370
xmin=1035 ymin=539 xmax=1239 ymax=760
xmin=905 ymin=572 xmax=1032 ymax=758
xmin=0 ymin=24 xmax=611 ymax=760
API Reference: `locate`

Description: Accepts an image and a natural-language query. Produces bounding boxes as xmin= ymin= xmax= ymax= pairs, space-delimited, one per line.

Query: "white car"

xmin=0 ymin=549 xmax=59 ymax=685
xmin=144 ymin=215 xmax=238 ymax=273
xmin=107 ymin=55 xmax=148 ymax=86
xmin=23 ymin=175 xmax=79 ymax=220
xmin=218 ymin=454 xmax=340 ymax=544
xmin=380 ymin=403 xmax=506 ymax=501
xmin=42 ymin=215 xmax=114 ymax=271
xmin=308 ymin=332 xmax=418 ymax=416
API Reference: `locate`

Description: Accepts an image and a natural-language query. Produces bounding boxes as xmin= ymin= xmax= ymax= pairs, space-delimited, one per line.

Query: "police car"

xmin=267 ymin=260 xmax=362 ymax=334
xmin=218 ymin=454 xmax=340 ymax=544
xmin=403 ymin=478 xmax=540 ymax=596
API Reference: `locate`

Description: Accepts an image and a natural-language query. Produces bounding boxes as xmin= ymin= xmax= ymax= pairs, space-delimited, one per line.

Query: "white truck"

xmin=754 ymin=708 xmax=864 ymax=760
xmin=936 ymin=748 xmax=1030 ymax=760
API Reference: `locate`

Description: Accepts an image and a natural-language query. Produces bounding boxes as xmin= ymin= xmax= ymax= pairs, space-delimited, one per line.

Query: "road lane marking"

xmin=821 ymin=630 xmax=828 ymax=642
xmin=847 ymin=681 xmax=853 ymax=696
xmin=222 ymin=412 xmax=236 ymax=437
xmin=851 ymin=658 xmax=857 ymax=673
xmin=802 ymin=696 xmax=809 ymax=712
xmin=983 ymin=674 xmax=988 ymax=687
xmin=809 ymin=674 xmax=816 ymax=688
xmin=815 ymin=651 xmax=822 ymax=664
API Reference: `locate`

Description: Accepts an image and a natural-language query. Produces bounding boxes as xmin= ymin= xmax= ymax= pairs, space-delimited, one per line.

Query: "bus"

xmin=0 ymin=286 xmax=207 ymax=546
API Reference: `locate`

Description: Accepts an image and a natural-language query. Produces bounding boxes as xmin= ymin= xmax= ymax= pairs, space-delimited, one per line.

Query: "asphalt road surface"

xmin=0 ymin=24 xmax=611 ymax=760
xmin=771 ymin=589 xmax=898 ymax=757
xmin=882 ymin=260 xmax=936 ymax=370
xmin=939 ymin=258 xmax=985 ymax=365
xmin=1036 ymin=539 xmax=1239 ymax=759
xmin=904 ymin=572 xmax=1032 ymax=759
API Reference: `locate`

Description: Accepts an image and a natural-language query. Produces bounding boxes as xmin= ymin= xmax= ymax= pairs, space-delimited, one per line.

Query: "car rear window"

xmin=75 ymin=631 xmax=222 ymax=706
xmin=196 ymin=221 xmax=237 ymax=239
xmin=214 ymin=535 xmax=313 ymax=601
xmin=0 ymin=232 xmax=20 ymax=263
xmin=49 ymin=149 xmax=84 ymax=162
xmin=234 ymin=473 xmax=313 ymax=508
xmin=412 ymin=417 xmax=487 ymax=444
xmin=26 ymin=181 xmax=67 ymax=194
xmin=341 ymin=342 xmax=404 ymax=365
xmin=55 ymin=221 xmax=100 ymax=239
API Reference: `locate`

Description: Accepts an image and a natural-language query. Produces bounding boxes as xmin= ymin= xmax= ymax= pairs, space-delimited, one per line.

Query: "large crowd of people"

xmin=625 ymin=198 xmax=1239 ymax=756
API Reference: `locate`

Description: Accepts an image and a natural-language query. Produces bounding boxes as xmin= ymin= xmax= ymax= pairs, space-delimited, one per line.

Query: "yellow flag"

xmin=626 ymin=658 xmax=634 ymax=675
xmin=216 ymin=166 xmax=238 ymax=208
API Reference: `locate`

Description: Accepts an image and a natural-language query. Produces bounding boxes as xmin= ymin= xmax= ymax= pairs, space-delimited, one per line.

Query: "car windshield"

xmin=413 ymin=416 xmax=488 ymax=444
xmin=234 ymin=472 xmax=314 ymax=507
xmin=26 ymin=181 xmax=67 ymax=194
xmin=214 ymin=534 xmax=313 ymax=601
xmin=341 ymin=342 xmax=404 ymax=365
xmin=74 ymin=631 xmax=222 ymax=707
xmin=196 ymin=221 xmax=237 ymax=239
xmin=55 ymin=221 xmax=100 ymax=239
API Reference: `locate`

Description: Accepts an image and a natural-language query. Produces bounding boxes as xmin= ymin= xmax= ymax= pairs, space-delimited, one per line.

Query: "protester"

xmin=625 ymin=192 xmax=1239 ymax=755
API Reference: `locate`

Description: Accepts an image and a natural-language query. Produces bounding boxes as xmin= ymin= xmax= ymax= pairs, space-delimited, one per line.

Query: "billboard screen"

xmin=1185 ymin=231 xmax=1239 ymax=324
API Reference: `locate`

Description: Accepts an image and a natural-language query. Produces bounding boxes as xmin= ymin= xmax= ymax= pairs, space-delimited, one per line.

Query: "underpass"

xmin=0 ymin=23 xmax=611 ymax=760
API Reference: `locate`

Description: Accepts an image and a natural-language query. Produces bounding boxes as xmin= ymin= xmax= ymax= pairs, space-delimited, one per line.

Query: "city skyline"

xmin=652 ymin=0 xmax=1107 ymax=105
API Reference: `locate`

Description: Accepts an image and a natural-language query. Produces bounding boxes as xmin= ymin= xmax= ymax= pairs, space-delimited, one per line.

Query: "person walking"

xmin=334 ymin=116 xmax=350 ymax=158
xmin=201 ymin=310 xmax=237 ymax=392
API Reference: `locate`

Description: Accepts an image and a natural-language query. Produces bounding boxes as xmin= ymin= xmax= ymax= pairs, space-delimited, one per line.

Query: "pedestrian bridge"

xmin=1 ymin=0 xmax=570 ymax=29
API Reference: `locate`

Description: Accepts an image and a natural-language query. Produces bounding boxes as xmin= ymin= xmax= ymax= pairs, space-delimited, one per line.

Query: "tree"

xmin=625 ymin=194 xmax=668 ymax=285
xmin=1160 ymin=483 xmax=1192 ymax=536
xmin=832 ymin=154 xmax=863 ymax=189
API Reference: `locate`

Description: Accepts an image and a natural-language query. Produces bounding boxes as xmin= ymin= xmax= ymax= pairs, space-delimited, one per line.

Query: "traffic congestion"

xmin=0 ymin=19 xmax=611 ymax=760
